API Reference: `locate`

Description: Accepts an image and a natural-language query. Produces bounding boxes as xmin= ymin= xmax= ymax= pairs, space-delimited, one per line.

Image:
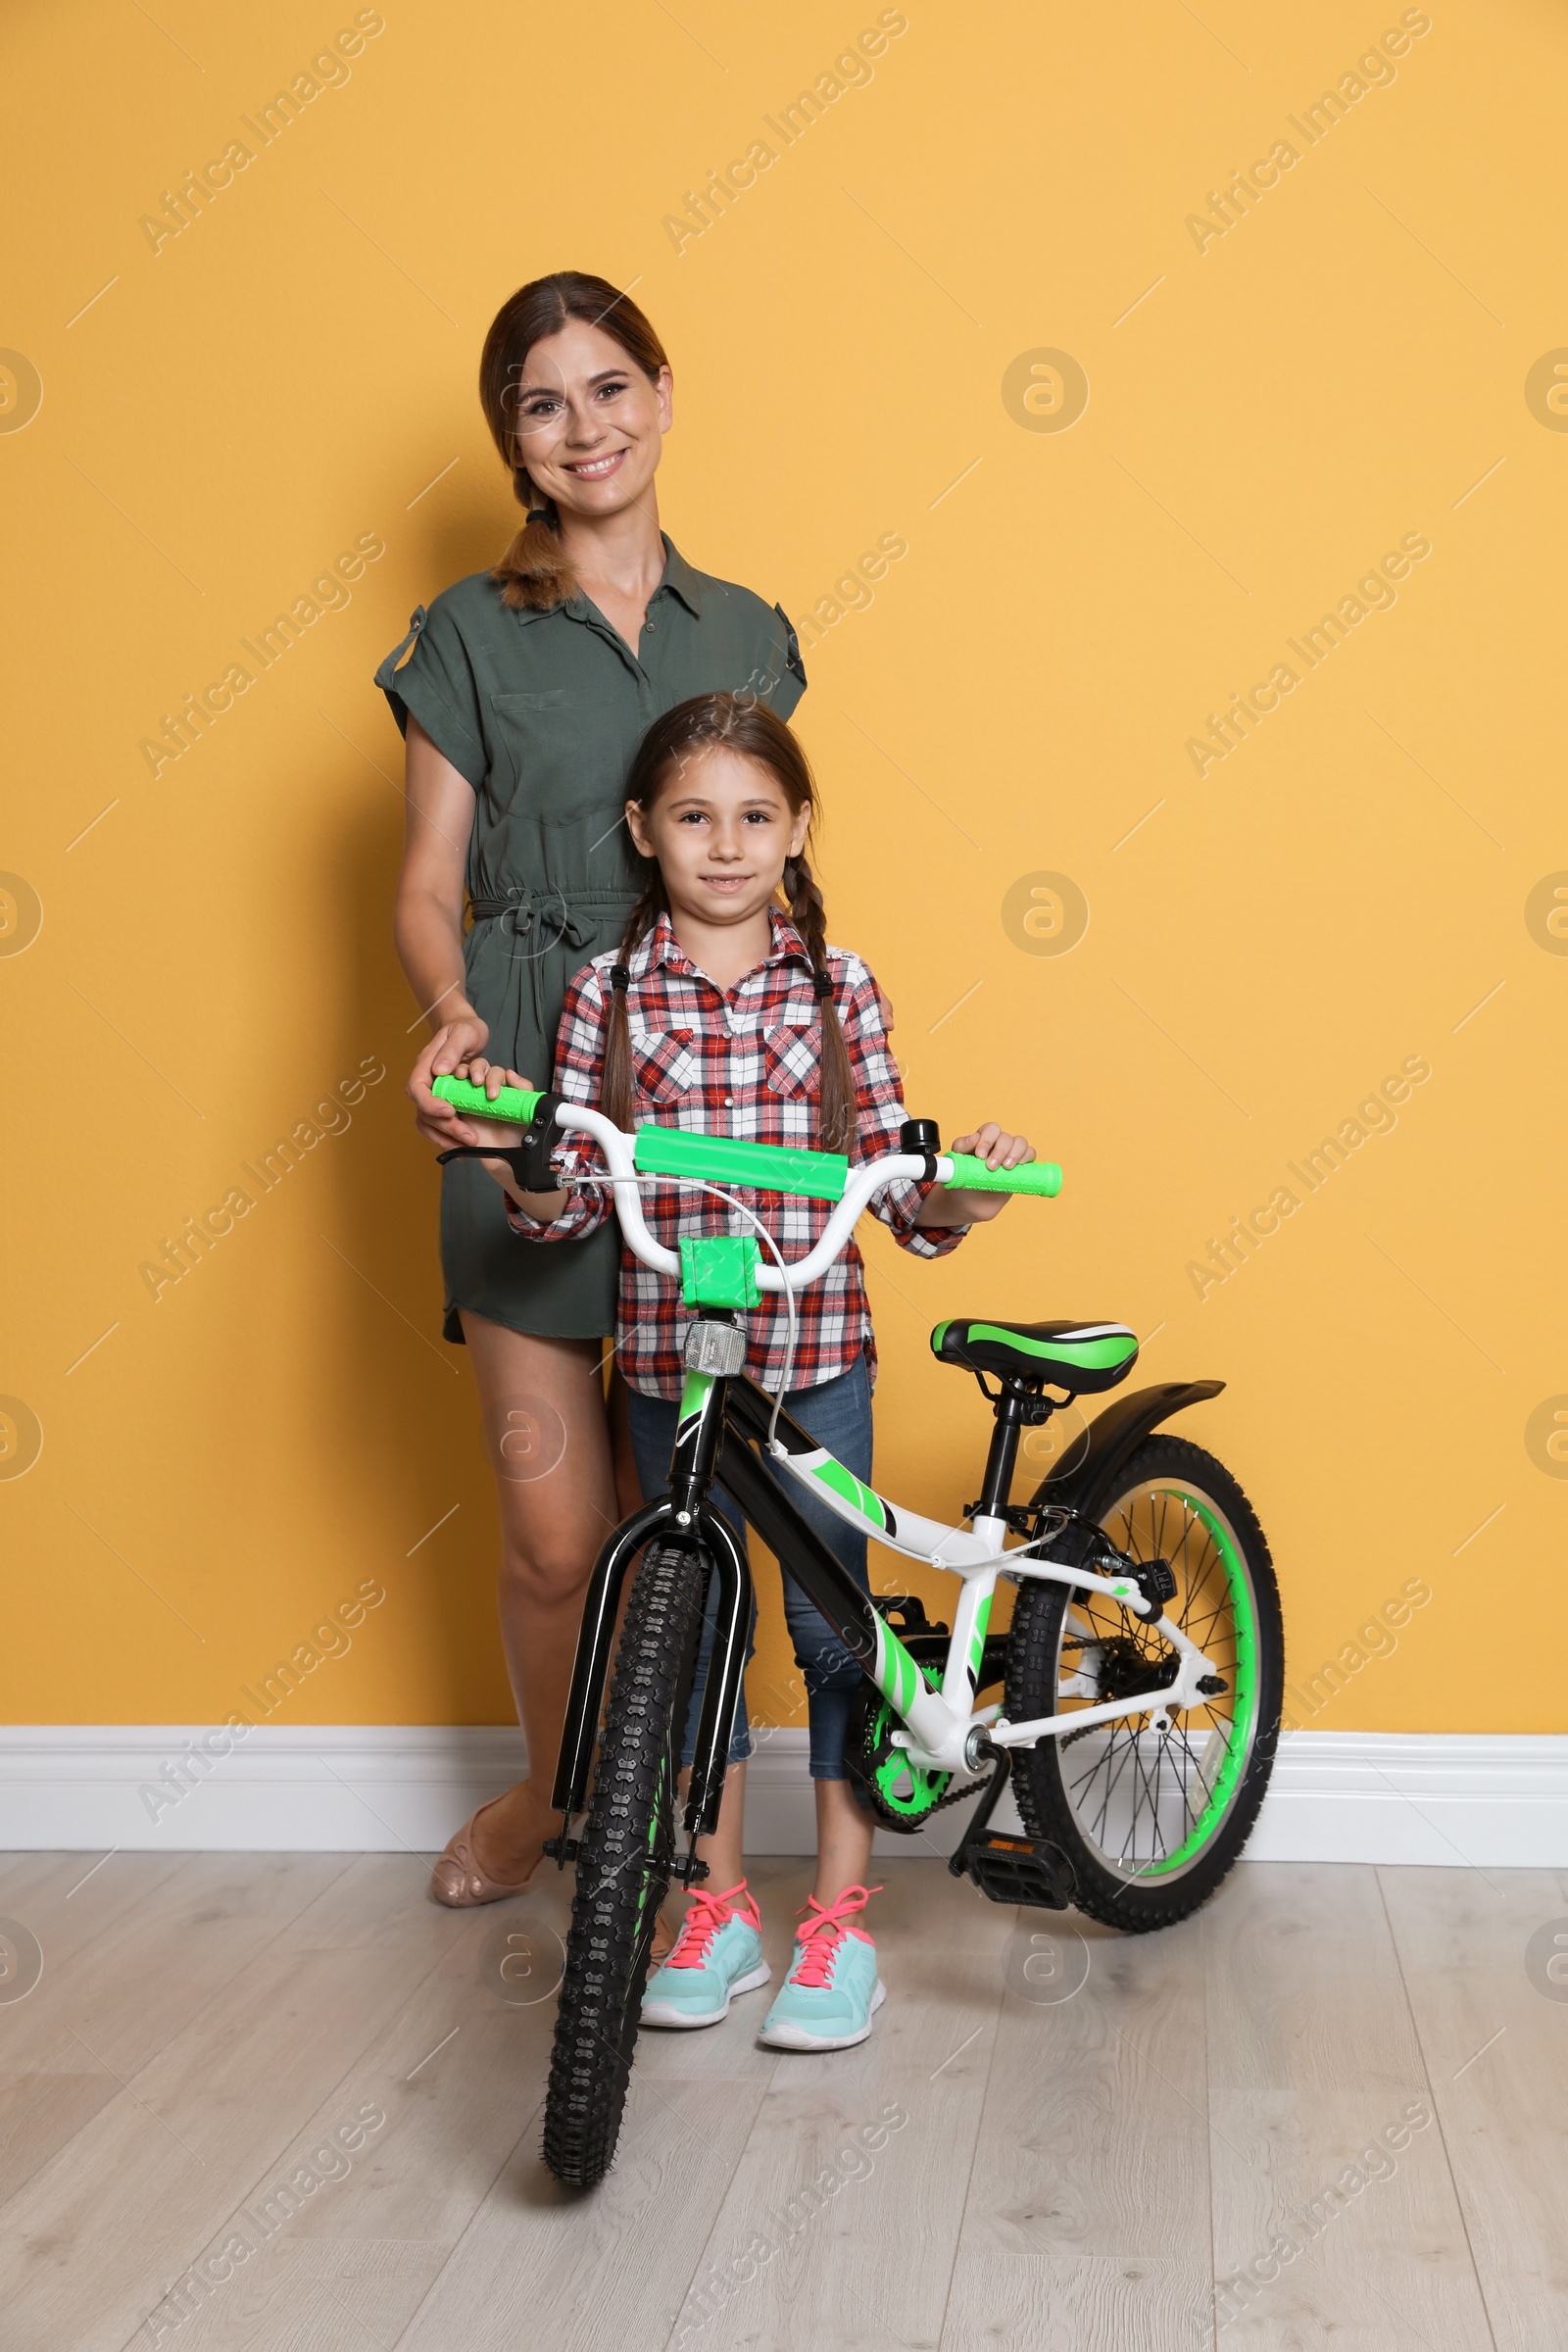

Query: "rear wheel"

xmin=542 ymin=1542 xmax=705 ymax=2187
xmin=1005 ymin=1436 xmax=1282 ymax=1931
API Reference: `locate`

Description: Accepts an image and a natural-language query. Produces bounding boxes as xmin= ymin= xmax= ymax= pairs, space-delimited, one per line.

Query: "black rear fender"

xmin=1035 ymin=1380 xmax=1225 ymax=1526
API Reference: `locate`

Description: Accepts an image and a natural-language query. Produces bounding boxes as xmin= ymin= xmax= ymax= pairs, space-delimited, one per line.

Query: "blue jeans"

xmin=625 ymin=1354 xmax=875 ymax=1780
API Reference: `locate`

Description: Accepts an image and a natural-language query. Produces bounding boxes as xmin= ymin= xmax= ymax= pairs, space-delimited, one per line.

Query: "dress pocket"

xmin=489 ymin=689 xmax=630 ymax=823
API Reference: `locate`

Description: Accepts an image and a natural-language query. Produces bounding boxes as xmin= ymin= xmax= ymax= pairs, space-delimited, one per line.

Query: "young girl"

xmin=466 ymin=692 xmax=1032 ymax=2052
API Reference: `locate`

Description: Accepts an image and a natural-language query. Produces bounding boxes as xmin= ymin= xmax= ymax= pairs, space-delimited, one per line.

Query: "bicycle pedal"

xmin=959 ymin=1832 xmax=1074 ymax=1912
xmin=871 ymin=1593 xmax=950 ymax=1640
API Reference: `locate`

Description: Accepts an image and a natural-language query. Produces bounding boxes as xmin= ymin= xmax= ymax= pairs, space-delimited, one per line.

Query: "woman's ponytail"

xmin=784 ymin=852 xmax=857 ymax=1153
xmin=493 ymin=483 xmax=577 ymax=613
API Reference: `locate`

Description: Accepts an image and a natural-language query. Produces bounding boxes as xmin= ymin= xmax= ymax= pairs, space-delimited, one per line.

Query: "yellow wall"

xmin=4 ymin=1 xmax=1563 ymax=1738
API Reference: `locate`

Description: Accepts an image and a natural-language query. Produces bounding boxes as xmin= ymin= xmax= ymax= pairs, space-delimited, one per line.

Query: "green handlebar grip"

xmin=635 ymin=1123 xmax=849 ymax=1200
xmin=944 ymin=1152 xmax=1062 ymax=1197
xmin=428 ymin=1083 xmax=1061 ymax=1200
xmin=431 ymin=1075 xmax=546 ymax=1126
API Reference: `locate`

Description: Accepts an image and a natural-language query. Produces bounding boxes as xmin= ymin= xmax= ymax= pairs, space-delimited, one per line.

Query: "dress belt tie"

xmin=467 ymin=885 xmax=637 ymax=946
xmin=465 ymin=887 xmax=638 ymax=1047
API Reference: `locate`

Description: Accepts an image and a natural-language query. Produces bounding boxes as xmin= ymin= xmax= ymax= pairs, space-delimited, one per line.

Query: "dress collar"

xmin=652 ymin=536 xmax=705 ymax=616
xmin=522 ymin=532 xmax=703 ymax=630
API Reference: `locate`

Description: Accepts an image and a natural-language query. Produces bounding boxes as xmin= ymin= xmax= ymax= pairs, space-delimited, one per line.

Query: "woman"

xmin=380 ymin=272 xmax=806 ymax=1904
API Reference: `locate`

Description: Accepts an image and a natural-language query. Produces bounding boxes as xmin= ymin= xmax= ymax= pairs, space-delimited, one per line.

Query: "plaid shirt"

xmin=508 ymin=909 xmax=965 ymax=1397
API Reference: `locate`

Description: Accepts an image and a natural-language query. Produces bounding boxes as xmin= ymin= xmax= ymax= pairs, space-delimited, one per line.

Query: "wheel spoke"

xmin=1012 ymin=1457 xmax=1274 ymax=1917
xmin=1034 ymin=1476 xmax=1262 ymax=1883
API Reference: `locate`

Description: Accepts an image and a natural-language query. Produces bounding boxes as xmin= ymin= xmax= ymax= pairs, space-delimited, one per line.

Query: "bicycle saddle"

xmin=930 ymin=1317 xmax=1139 ymax=1392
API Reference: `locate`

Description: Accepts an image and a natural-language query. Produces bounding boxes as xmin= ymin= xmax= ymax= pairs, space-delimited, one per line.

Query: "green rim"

xmin=1140 ymin=1490 xmax=1258 ymax=1876
xmin=634 ymin=1751 xmax=672 ymax=1929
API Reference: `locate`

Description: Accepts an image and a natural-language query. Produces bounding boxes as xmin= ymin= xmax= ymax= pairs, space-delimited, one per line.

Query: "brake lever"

xmin=436 ymin=1090 xmax=563 ymax=1192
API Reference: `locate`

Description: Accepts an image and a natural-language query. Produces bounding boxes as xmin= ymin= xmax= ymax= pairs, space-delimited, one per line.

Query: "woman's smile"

xmin=562 ymin=447 xmax=629 ymax=480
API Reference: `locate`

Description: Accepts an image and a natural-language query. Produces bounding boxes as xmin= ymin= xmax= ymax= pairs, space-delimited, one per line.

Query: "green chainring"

xmin=846 ymin=1690 xmax=953 ymax=1833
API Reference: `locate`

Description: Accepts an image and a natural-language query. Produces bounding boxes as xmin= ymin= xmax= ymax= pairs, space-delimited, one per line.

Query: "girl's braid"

xmin=600 ymin=875 xmax=667 ymax=1134
xmin=783 ymin=853 xmax=857 ymax=1152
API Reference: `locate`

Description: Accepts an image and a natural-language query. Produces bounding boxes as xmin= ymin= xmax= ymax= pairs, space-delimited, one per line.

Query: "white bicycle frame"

xmin=540 ymin=1103 xmax=1223 ymax=1778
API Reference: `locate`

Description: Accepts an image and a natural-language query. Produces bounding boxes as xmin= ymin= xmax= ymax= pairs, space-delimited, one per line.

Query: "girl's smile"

xmin=624 ymin=743 xmax=810 ymax=992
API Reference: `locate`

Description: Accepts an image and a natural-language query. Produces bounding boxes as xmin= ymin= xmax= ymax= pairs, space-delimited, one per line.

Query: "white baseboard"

xmin=749 ymin=1728 xmax=1568 ymax=1867
xmin=2 ymin=1727 xmax=1567 ymax=1867
xmin=0 ymin=1726 xmax=530 ymax=1858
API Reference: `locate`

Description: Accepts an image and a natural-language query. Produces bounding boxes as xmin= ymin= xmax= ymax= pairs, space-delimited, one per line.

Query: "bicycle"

xmin=433 ymin=1076 xmax=1284 ymax=2189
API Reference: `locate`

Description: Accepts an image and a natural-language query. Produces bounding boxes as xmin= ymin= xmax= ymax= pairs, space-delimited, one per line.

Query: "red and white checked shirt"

xmin=508 ymin=909 xmax=966 ymax=1398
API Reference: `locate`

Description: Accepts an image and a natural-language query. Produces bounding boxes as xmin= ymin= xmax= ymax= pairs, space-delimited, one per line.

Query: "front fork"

xmin=549 ymin=1359 xmax=754 ymax=1855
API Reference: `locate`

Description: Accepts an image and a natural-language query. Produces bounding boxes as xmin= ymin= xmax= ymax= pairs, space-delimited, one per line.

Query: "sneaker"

xmin=759 ymin=1884 xmax=885 ymax=2051
xmin=640 ymin=1882 xmax=769 ymax=2030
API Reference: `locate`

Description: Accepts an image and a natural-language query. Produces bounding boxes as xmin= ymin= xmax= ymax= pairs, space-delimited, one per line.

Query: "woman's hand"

xmin=914 ymin=1122 xmax=1035 ymax=1228
xmin=408 ymin=1010 xmax=502 ymax=1148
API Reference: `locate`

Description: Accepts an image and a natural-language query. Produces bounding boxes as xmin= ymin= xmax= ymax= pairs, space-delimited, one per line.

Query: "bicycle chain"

xmin=921 ymin=1769 xmax=996 ymax=1816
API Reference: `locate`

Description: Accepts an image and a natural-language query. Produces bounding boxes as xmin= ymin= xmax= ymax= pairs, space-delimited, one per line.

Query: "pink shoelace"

xmin=665 ymin=1882 xmax=760 ymax=1970
xmin=787 ymin=1883 xmax=883 ymax=1989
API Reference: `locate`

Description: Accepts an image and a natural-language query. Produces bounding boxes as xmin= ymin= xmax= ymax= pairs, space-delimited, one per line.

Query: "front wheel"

xmin=542 ymin=1541 xmax=706 ymax=2187
xmin=1005 ymin=1436 xmax=1283 ymax=1932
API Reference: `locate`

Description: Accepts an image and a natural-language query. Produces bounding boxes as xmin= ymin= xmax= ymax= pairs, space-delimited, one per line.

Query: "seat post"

xmin=975 ymin=1385 xmax=1032 ymax=1520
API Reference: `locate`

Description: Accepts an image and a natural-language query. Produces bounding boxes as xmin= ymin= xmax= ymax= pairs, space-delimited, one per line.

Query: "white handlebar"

xmin=557 ymin=1104 xmax=940 ymax=1294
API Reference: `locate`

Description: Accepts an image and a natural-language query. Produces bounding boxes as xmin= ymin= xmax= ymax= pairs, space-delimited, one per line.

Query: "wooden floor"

xmin=1 ymin=1847 xmax=1564 ymax=2350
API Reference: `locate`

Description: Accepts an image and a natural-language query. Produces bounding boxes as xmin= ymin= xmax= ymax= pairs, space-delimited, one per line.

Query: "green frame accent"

xmin=675 ymin=1365 xmax=715 ymax=1432
xmin=872 ymin=1613 xmax=926 ymax=1716
xmin=967 ymin=1592 xmax=993 ymax=1682
xmin=1140 ymin=1490 xmax=1258 ymax=1877
xmin=814 ymin=1459 xmax=888 ymax=1533
xmin=679 ymin=1235 xmax=761 ymax=1309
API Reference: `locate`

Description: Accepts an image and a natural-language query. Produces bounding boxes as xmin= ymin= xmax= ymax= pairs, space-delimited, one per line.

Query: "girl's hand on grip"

xmin=915 ymin=1120 xmax=1035 ymax=1229
xmin=949 ymin=1122 xmax=1035 ymax=1172
xmin=467 ymin=1069 xmax=537 ymax=1156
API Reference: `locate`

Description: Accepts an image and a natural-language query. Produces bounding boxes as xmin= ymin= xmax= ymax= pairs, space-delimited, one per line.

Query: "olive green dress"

xmin=376 ymin=536 xmax=807 ymax=1343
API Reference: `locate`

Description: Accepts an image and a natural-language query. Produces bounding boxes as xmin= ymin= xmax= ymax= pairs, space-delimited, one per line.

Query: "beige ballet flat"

xmin=430 ymin=1798 xmax=544 ymax=1908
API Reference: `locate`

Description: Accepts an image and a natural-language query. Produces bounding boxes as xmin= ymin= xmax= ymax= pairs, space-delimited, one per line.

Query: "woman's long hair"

xmin=602 ymin=696 xmax=858 ymax=1152
xmin=478 ymin=271 xmax=668 ymax=612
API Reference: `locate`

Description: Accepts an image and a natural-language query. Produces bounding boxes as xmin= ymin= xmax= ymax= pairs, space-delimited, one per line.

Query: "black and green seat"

xmin=931 ymin=1317 xmax=1140 ymax=1393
